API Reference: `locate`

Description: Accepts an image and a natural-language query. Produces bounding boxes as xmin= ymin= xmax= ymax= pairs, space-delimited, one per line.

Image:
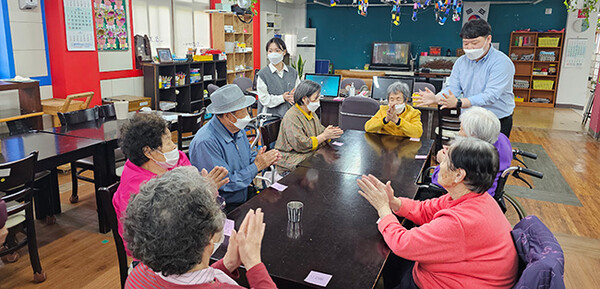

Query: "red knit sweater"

xmin=378 ymin=192 xmax=518 ymax=288
xmin=125 ymin=260 xmax=277 ymax=289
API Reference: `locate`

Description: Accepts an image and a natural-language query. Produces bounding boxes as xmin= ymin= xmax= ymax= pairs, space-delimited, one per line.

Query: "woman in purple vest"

xmin=426 ymin=107 xmax=512 ymax=199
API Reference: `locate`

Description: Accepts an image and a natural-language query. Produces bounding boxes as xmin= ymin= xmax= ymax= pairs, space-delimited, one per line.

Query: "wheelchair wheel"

xmin=503 ymin=193 xmax=527 ymax=225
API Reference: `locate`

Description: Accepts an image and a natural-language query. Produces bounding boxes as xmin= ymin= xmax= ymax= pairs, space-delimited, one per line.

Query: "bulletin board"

xmin=63 ymin=0 xmax=95 ymax=51
xmin=94 ymin=0 xmax=129 ymax=51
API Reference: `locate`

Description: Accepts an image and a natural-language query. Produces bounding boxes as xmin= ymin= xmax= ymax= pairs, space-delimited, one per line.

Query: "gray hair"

xmin=387 ymin=81 xmax=411 ymax=103
xmin=123 ymin=166 xmax=225 ymax=276
xmin=447 ymin=137 xmax=499 ymax=194
xmin=294 ymin=80 xmax=322 ymax=104
xmin=459 ymin=107 xmax=501 ymax=144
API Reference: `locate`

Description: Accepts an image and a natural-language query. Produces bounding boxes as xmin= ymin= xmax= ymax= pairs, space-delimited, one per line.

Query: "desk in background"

xmin=0 ymin=81 xmax=43 ymax=130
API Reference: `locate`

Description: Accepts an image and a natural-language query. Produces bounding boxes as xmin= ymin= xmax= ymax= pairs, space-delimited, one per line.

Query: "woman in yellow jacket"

xmin=364 ymin=81 xmax=423 ymax=138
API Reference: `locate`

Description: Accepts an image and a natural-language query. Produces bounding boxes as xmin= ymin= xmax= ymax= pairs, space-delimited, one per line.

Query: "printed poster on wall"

xmin=64 ymin=0 xmax=95 ymax=51
xmin=564 ymin=38 xmax=588 ymax=68
xmin=94 ymin=0 xmax=129 ymax=51
xmin=462 ymin=2 xmax=490 ymax=26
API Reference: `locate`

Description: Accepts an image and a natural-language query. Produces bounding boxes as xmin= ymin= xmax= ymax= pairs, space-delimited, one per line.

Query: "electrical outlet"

xmin=545 ymin=8 xmax=552 ymax=15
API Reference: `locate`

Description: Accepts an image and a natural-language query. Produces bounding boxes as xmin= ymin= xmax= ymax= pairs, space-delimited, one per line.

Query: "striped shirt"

xmin=125 ymin=259 xmax=277 ymax=289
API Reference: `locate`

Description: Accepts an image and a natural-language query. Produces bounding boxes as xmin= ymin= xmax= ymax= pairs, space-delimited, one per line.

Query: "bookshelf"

xmin=210 ymin=13 xmax=255 ymax=84
xmin=260 ymin=11 xmax=282 ymax=68
xmin=509 ymin=31 xmax=565 ymax=108
xmin=142 ymin=60 xmax=228 ymax=113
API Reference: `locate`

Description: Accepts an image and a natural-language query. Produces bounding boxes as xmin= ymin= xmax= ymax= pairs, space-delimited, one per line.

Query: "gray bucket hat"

xmin=206 ymin=84 xmax=256 ymax=114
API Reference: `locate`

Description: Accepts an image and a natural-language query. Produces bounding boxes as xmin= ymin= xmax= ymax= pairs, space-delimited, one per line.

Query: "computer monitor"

xmin=305 ymin=74 xmax=341 ymax=97
xmin=370 ymin=42 xmax=411 ymax=71
xmin=371 ymin=76 xmax=415 ymax=101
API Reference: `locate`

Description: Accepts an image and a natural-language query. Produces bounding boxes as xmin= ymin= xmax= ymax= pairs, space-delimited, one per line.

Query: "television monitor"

xmin=371 ymin=76 xmax=415 ymax=101
xmin=305 ymin=74 xmax=341 ymax=97
xmin=370 ymin=42 xmax=411 ymax=70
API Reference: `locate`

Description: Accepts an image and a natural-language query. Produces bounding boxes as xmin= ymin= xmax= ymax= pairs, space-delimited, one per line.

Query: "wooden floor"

xmin=1 ymin=107 xmax=599 ymax=288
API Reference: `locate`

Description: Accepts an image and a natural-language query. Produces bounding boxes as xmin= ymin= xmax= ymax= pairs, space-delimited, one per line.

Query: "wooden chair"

xmin=0 ymin=151 xmax=46 ymax=283
xmin=435 ymin=105 xmax=461 ymax=152
xmin=177 ymin=108 xmax=206 ymax=153
xmin=97 ymin=182 xmax=128 ymax=289
xmin=42 ymin=92 xmax=94 ymax=127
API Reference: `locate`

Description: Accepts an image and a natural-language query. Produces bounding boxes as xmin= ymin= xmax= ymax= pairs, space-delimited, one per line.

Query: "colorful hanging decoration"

xmin=358 ymin=0 xmax=368 ymax=16
xmin=94 ymin=0 xmax=129 ymax=51
xmin=330 ymin=0 xmax=339 ymax=6
xmin=391 ymin=0 xmax=401 ymax=25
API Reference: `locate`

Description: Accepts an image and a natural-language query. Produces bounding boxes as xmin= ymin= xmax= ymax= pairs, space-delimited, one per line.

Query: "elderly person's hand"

xmin=223 ymin=229 xmax=242 ymax=273
xmin=358 ymin=175 xmax=400 ymax=218
xmin=236 ymin=208 xmax=266 ymax=270
xmin=255 ymin=147 xmax=282 ymax=171
xmin=201 ymin=166 xmax=230 ymax=191
xmin=385 ymin=106 xmax=400 ymax=124
xmin=359 ymin=175 xmax=402 ymax=213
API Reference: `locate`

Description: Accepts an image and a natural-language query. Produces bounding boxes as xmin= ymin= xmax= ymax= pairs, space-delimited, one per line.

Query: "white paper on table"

xmin=415 ymin=155 xmax=428 ymax=160
xmin=304 ymin=271 xmax=333 ymax=287
xmin=270 ymin=182 xmax=288 ymax=191
xmin=331 ymin=141 xmax=344 ymax=146
xmin=409 ymin=138 xmax=420 ymax=142
xmin=223 ymin=219 xmax=235 ymax=237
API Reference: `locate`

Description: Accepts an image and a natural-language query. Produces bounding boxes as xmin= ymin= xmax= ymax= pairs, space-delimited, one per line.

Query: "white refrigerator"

xmin=296 ymin=28 xmax=316 ymax=75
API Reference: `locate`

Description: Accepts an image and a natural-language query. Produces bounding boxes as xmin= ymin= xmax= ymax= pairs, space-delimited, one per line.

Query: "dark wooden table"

xmin=0 ymin=132 xmax=108 ymax=230
xmin=213 ymin=130 xmax=433 ymax=288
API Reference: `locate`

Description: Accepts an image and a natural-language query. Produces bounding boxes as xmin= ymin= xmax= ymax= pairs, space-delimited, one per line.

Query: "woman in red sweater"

xmin=124 ymin=166 xmax=277 ymax=289
xmin=358 ymin=137 xmax=518 ymax=289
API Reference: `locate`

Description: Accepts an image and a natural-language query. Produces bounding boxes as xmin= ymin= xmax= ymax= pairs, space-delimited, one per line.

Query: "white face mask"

xmin=268 ymin=52 xmax=284 ymax=65
xmin=154 ymin=147 xmax=179 ymax=169
xmin=231 ymin=114 xmax=252 ymax=130
xmin=211 ymin=230 xmax=225 ymax=255
xmin=463 ymin=41 xmax=489 ymax=60
xmin=395 ymin=103 xmax=406 ymax=114
xmin=306 ymin=100 xmax=321 ymax=112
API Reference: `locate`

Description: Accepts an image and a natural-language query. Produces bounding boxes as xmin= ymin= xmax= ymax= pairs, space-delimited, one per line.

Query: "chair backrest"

xmin=511 ymin=215 xmax=565 ymax=289
xmin=98 ymin=104 xmax=117 ymax=120
xmin=259 ymin=119 xmax=281 ymax=150
xmin=339 ymin=96 xmax=381 ymax=131
xmin=58 ymin=107 xmax=100 ymax=126
xmin=207 ymin=84 xmax=220 ymax=96
xmin=60 ymin=92 xmax=94 ymax=112
xmin=340 ymin=78 xmax=367 ymax=91
xmin=0 ymin=152 xmax=38 ymax=218
xmin=97 ymin=182 xmax=128 ymax=289
xmin=177 ymin=108 xmax=206 ymax=151
xmin=413 ymin=82 xmax=436 ymax=94
xmin=233 ymin=77 xmax=253 ymax=93
xmin=435 ymin=105 xmax=461 ymax=151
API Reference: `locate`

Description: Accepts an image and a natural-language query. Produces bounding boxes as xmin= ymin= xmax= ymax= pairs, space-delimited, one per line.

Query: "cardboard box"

xmin=103 ymin=95 xmax=151 ymax=112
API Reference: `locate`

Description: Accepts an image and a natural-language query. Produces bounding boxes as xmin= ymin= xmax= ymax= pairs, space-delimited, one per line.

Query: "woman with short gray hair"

xmin=365 ymin=81 xmax=423 ymax=138
xmin=274 ymin=80 xmax=343 ymax=174
xmin=124 ymin=166 xmax=276 ymax=289
xmin=357 ymin=137 xmax=518 ymax=289
xmin=431 ymin=106 xmax=512 ymax=197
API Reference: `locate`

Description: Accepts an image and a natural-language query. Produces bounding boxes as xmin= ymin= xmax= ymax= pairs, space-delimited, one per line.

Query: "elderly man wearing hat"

xmin=190 ymin=84 xmax=281 ymax=212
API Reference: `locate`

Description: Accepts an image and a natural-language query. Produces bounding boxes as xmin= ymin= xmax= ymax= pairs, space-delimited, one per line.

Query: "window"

xmin=132 ymin=0 xmax=211 ymax=58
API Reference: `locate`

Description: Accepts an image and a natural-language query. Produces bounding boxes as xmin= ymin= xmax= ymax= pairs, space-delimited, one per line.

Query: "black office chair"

xmin=177 ymin=108 xmax=206 ymax=153
xmin=338 ymin=96 xmax=380 ymax=131
xmin=97 ymin=182 xmax=128 ymax=289
xmin=58 ymin=107 xmax=126 ymax=203
xmin=435 ymin=105 xmax=461 ymax=152
xmin=207 ymin=84 xmax=220 ymax=96
xmin=259 ymin=119 xmax=281 ymax=150
xmin=98 ymin=103 xmax=117 ymax=120
xmin=0 ymin=151 xmax=46 ymax=283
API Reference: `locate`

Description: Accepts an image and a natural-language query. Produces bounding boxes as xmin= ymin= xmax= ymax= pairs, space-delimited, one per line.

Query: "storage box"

xmin=514 ymin=96 xmax=525 ymax=102
xmin=538 ymin=37 xmax=560 ymax=47
xmin=533 ymin=79 xmax=554 ymax=90
xmin=104 ymin=95 xmax=151 ymax=112
xmin=194 ymin=55 xmax=213 ymax=61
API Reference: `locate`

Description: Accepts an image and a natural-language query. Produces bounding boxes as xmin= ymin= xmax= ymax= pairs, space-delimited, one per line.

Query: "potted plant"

xmin=565 ymin=0 xmax=599 ymax=26
xmin=292 ymin=54 xmax=306 ymax=79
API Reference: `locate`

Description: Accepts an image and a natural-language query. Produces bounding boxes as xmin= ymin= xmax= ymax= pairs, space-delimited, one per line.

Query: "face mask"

xmin=268 ymin=52 xmax=284 ymax=65
xmin=463 ymin=41 xmax=489 ymax=60
xmin=154 ymin=147 xmax=179 ymax=169
xmin=231 ymin=114 xmax=252 ymax=130
xmin=395 ymin=103 xmax=406 ymax=114
xmin=306 ymin=100 xmax=321 ymax=112
xmin=212 ymin=230 xmax=225 ymax=255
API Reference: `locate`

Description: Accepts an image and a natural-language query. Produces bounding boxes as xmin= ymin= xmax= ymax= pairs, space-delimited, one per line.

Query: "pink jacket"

xmin=378 ymin=192 xmax=518 ymax=289
xmin=112 ymin=151 xmax=191 ymax=256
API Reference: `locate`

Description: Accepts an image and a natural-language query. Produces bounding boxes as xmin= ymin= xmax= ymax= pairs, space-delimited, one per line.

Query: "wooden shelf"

xmin=509 ymin=31 xmax=564 ymax=108
xmin=211 ymin=13 xmax=255 ymax=85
